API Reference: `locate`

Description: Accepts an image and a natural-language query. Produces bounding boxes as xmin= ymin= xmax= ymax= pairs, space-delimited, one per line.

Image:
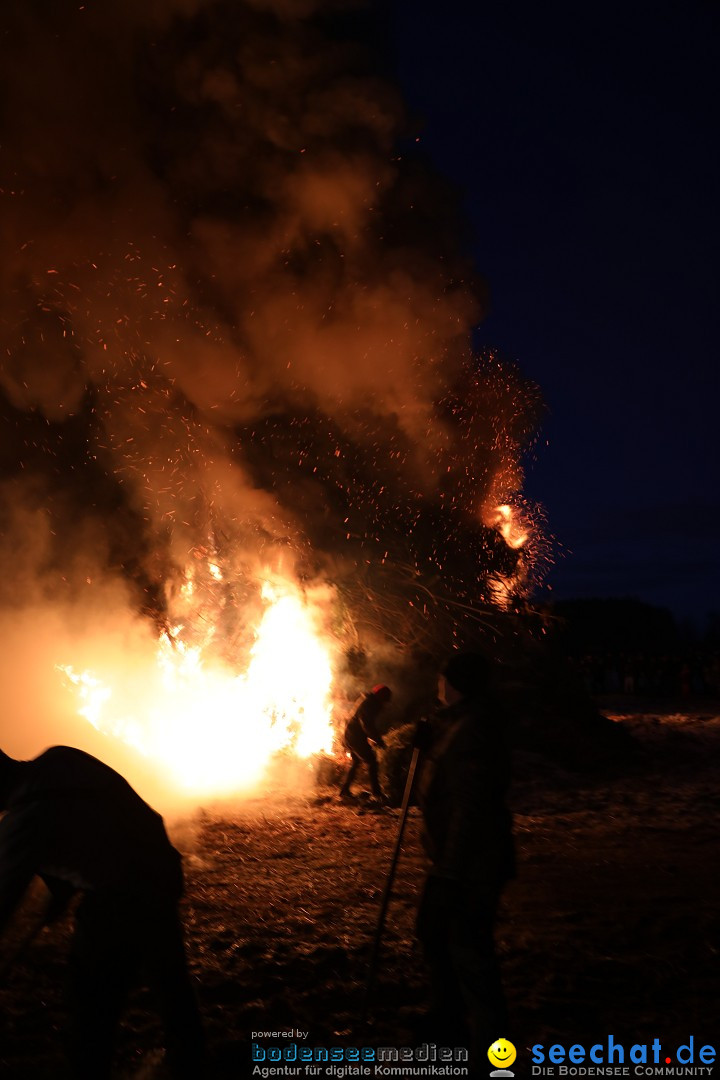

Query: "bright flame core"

xmin=485 ymin=502 xmax=531 ymax=608
xmin=493 ymin=504 xmax=529 ymax=549
xmin=58 ymin=577 xmax=336 ymax=796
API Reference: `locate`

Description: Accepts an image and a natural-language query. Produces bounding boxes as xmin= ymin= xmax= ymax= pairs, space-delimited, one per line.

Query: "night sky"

xmin=390 ymin=2 xmax=719 ymax=623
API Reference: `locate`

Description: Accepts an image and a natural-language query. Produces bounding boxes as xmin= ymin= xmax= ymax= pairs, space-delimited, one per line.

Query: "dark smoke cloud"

xmin=0 ymin=0 xmax=543 ymax=652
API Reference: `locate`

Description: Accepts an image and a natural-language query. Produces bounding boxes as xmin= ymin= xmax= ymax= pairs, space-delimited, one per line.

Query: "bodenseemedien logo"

xmin=488 ymin=1038 xmax=517 ymax=1077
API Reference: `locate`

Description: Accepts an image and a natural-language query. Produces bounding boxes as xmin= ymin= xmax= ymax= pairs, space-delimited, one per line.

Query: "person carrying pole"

xmin=415 ymin=652 xmax=515 ymax=1065
xmin=0 ymin=744 xmax=205 ymax=1079
xmin=339 ymin=684 xmax=392 ymax=802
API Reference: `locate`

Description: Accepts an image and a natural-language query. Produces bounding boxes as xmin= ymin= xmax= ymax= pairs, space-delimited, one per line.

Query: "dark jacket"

xmin=344 ymin=693 xmax=386 ymax=750
xmin=417 ymin=697 xmax=515 ymax=887
xmin=0 ymin=746 xmax=183 ymax=934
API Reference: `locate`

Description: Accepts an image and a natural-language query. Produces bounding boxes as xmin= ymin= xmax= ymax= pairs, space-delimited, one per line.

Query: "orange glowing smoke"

xmin=58 ymin=577 xmax=336 ymax=797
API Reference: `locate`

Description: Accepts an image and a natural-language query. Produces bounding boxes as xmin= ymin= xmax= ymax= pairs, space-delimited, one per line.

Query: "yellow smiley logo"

xmin=488 ymin=1039 xmax=517 ymax=1069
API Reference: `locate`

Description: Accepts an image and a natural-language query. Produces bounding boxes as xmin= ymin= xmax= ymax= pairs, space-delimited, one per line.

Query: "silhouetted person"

xmin=0 ymin=745 xmax=204 ymax=1079
xmin=416 ymin=653 xmax=515 ymax=1064
xmin=339 ymin=684 xmax=392 ymax=801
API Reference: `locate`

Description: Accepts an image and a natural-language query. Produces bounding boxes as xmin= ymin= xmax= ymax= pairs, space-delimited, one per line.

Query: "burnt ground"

xmin=1 ymin=705 xmax=719 ymax=1078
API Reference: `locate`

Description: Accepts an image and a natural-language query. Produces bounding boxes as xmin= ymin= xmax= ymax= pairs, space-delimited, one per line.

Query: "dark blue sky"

xmin=391 ymin=2 xmax=719 ymax=622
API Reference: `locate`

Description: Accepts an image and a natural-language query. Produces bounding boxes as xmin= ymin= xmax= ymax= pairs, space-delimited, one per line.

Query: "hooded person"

xmin=415 ymin=652 xmax=515 ymax=1064
xmin=339 ymin=684 xmax=392 ymax=802
xmin=0 ymin=745 xmax=204 ymax=1079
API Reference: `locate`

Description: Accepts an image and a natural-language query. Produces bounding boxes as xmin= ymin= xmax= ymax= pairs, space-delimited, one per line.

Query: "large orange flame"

xmin=58 ymin=576 xmax=336 ymax=797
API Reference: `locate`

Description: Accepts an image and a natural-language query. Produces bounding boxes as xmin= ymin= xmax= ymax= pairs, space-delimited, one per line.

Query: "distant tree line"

xmin=547 ymin=597 xmax=720 ymax=698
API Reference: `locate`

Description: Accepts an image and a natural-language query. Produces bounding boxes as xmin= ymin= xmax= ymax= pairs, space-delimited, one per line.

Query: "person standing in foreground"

xmin=0 ymin=745 xmax=205 ymax=1079
xmin=339 ymin=684 xmax=392 ymax=802
xmin=416 ymin=652 xmax=515 ymax=1063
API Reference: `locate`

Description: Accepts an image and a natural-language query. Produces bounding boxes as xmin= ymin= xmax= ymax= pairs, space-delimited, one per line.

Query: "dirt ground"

xmin=1 ymin=704 xmax=718 ymax=1078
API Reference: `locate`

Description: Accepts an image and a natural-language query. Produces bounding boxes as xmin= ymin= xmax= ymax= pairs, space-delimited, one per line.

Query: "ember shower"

xmin=0 ymin=0 xmax=544 ymax=799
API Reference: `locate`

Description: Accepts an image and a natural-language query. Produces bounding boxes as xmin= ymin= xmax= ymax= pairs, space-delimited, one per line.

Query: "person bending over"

xmin=0 ymin=744 xmax=205 ymax=1079
xmin=339 ymin=684 xmax=392 ymax=801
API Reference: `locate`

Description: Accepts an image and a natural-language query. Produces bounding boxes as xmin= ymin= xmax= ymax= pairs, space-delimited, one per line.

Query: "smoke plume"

xmin=0 ymin=0 xmax=543 ymax=793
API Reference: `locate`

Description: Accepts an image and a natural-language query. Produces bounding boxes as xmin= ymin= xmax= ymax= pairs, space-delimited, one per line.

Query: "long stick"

xmin=362 ymin=735 xmax=424 ymax=1020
